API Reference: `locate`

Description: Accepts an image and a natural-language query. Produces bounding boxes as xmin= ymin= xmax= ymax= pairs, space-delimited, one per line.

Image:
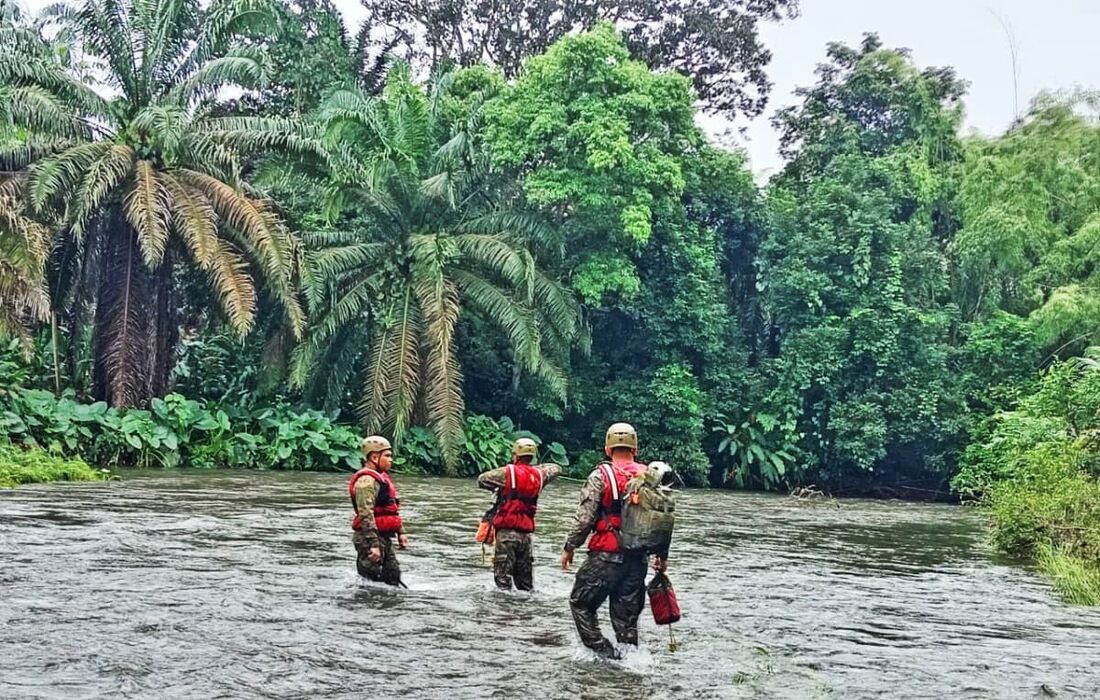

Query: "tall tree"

xmin=292 ymin=66 xmax=582 ymax=470
xmin=954 ymin=93 xmax=1100 ymax=345
xmin=759 ymin=35 xmax=968 ymax=491
xmin=483 ymin=25 xmax=757 ymax=483
xmin=1 ymin=0 xmax=311 ymax=406
xmin=361 ymin=0 xmax=799 ymax=115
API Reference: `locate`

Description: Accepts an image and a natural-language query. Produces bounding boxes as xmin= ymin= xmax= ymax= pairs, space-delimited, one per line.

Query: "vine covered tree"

xmin=759 ymin=34 xmax=968 ymax=490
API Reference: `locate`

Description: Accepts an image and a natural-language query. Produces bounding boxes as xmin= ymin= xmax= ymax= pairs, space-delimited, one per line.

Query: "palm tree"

xmin=292 ymin=67 xmax=582 ymax=470
xmin=0 ymin=177 xmax=50 ymax=349
xmin=0 ymin=0 xmax=311 ymax=406
xmin=0 ymin=1 xmax=63 ymax=349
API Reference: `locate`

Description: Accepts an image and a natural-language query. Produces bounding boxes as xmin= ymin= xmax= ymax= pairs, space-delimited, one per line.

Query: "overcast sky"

xmin=26 ymin=0 xmax=1100 ymax=175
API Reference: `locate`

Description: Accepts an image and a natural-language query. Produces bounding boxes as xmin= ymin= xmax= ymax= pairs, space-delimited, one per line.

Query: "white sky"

xmin=724 ymin=0 xmax=1100 ymax=176
xmin=26 ymin=0 xmax=1100 ymax=175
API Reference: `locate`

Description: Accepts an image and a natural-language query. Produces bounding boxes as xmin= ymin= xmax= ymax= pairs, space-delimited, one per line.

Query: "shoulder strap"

xmin=507 ymin=464 xmax=517 ymax=491
xmin=599 ymin=463 xmax=619 ymax=501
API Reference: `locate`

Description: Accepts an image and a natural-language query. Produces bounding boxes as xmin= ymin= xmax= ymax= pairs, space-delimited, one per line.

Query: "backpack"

xmin=620 ymin=461 xmax=676 ymax=554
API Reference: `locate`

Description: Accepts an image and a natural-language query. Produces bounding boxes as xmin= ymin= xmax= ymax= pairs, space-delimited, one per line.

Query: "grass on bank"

xmin=0 ymin=443 xmax=110 ymax=487
xmin=1037 ymin=544 xmax=1100 ymax=606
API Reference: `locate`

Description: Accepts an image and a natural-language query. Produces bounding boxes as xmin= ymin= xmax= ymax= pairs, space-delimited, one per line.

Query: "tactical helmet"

xmin=512 ymin=437 xmax=538 ymax=459
xmin=605 ymin=422 xmax=638 ymax=453
xmin=361 ymin=435 xmax=392 ymax=457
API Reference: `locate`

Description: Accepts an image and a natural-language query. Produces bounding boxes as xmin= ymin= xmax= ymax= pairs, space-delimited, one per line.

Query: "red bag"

xmin=647 ymin=572 xmax=681 ymax=625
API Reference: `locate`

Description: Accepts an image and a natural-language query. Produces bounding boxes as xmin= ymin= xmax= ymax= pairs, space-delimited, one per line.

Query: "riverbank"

xmin=0 ymin=444 xmax=110 ymax=487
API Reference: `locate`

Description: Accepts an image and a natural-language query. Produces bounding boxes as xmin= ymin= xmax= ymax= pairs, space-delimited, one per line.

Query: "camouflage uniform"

xmin=351 ymin=475 xmax=404 ymax=586
xmin=563 ymin=466 xmax=650 ymax=658
xmin=478 ymin=463 xmax=560 ymax=591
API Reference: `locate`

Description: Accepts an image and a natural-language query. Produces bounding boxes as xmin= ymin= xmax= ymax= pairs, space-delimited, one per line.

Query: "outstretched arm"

xmin=477 ymin=466 xmax=507 ymax=491
xmin=537 ymin=463 xmax=562 ymax=484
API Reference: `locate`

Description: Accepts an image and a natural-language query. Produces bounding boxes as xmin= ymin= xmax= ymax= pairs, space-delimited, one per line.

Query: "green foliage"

xmin=1037 ymin=544 xmax=1100 ymax=606
xmin=293 ymin=66 xmax=582 ymax=472
xmin=957 ymin=357 xmax=1100 ymax=603
xmin=393 ymin=426 xmax=442 ymax=474
xmin=600 ymin=363 xmax=710 ymax=486
xmin=1 ymin=379 xmax=361 ymax=471
xmin=954 ymin=93 xmax=1100 ymax=325
xmin=710 ymin=409 xmax=798 ymax=490
xmin=394 ymin=414 xmax=566 ymax=477
xmin=486 ymin=23 xmax=697 ymax=304
xmin=0 ymin=442 xmax=109 ymax=487
xmin=759 ymin=36 xmax=967 ymax=490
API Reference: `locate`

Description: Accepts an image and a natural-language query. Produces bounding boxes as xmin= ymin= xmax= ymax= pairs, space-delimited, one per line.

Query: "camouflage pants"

xmin=353 ymin=531 xmax=402 ymax=586
xmin=493 ymin=529 xmax=534 ymax=591
xmin=569 ymin=551 xmax=648 ymax=657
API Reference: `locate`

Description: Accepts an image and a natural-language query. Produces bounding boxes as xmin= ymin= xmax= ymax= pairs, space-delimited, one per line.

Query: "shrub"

xmin=960 ymin=357 xmax=1100 ymax=604
xmin=0 ymin=443 xmax=110 ymax=487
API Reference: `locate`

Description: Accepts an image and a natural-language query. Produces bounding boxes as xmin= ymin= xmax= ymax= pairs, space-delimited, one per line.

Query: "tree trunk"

xmin=93 ymin=226 xmax=154 ymax=407
xmin=149 ymin=251 xmax=178 ymax=398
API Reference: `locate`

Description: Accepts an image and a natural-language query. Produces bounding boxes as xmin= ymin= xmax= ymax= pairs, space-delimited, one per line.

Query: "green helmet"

xmin=361 ymin=435 xmax=392 ymax=457
xmin=512 ymin=437 xmax=538 ymax=459
xmin=605 ymin=422 xmax=638 ymax=453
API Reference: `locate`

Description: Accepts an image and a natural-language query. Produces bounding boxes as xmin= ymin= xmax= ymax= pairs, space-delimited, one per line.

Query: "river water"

xmin=2 ymin=471 xmax=1099 ymax=699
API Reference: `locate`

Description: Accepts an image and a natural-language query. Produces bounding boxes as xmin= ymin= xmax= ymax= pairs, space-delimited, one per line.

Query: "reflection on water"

xmin=1 ymin=470 xmax=1099 ymax=698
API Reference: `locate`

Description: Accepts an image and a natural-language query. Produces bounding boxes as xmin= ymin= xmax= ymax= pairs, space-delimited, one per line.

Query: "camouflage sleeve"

xmin=477 ymin=466 xmax=507 ymax=491
xmin=537 ymin=464 xmax=562 ymax=484
xmin=354 ymin=478 xmax=381 ymax=547
xmin=563 ymin=468 xmax=605 ymax=552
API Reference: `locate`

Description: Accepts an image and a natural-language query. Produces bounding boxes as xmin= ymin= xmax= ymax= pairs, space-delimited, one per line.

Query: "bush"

xmin=1 ymin=388 xmax=360 ymax=471
xmin=395 ymin=415 xmax=569 ymax=476
xmin=960 ymin=358 xmax=1100 ymax=604
xmin=0 ymin=443 xmax=110 ymax=487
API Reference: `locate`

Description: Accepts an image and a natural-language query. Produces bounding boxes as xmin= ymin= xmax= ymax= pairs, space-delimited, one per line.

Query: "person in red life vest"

xmin=476 ymin=438 xmax=561 ymax=591
xmin=560 ymin=423 xmax=669 ymax=659
xmin=349 ymin=435 xmax=408 ymax=586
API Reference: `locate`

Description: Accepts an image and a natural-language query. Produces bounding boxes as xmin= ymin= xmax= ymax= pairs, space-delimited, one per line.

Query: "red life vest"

xmin=348 ymin=467 xmax=403 ymax=535
xmin=492 ymin=463 xmax=544 ymax=533
xmin=588 ymin=461 xmax=646 ymax=552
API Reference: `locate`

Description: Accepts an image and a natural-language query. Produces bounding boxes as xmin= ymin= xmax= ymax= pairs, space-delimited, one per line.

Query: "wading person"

xmin=349 ymin=436 xmax=408 ymax=586
xmin=477 ymin=438 xmax=561 ymax=590
xmin=560 ymin=423 xmax=668 ymax=659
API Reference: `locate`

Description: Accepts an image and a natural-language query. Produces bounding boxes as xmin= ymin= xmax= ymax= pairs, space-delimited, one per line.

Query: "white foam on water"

xmin=569 ymin=642 xmax=656 ymax=674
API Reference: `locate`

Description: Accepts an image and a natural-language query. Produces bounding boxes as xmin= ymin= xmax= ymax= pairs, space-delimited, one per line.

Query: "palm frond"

xmin=69 ymin=143 xmax=136 ymax=237
xmin=203 ymin=238 xmax=257 ymax=333
xmin=167 ymin=46 xmax=267 ymax=104
xmin=414 ymin=273 xmax=464 ymax=473
xmin=123 ymin=159 xmax=170 ymax=266
xmin=28 ymin=141 xmax=111 ymax=213
xmin=359 ymin=287 xmax=420 ymax=440
xmin=176 ymin=168 xmax=305 ymax=336
xmin=159 ymin=169 xmax=218 ymax=265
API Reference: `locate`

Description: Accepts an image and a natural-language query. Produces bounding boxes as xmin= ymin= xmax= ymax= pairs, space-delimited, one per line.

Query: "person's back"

xmin=560 ymin=423 xmax=668 ymax=659
xmin=477 ymin=438 xmax=560 ymax=590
